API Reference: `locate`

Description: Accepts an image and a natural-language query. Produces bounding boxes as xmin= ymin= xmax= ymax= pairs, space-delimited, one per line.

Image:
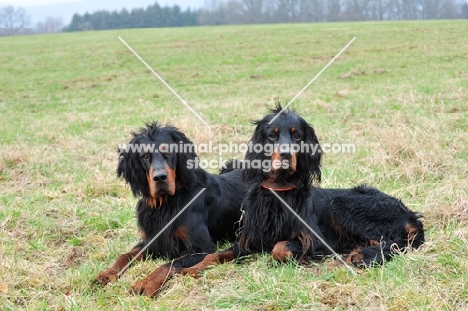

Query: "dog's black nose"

xmin=280 ymin=152 xmax=292 ymax=160
xmin=153 ymin=172 xmax=168 ymax=182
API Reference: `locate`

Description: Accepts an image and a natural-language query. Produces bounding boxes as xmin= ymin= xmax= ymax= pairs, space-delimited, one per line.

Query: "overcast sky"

xmin=0 ymin=0 xmax=206 ymax=26
xmin=0 ymin=0 xmax=204 ymax=6
xmin=0 ymin=0 xmax=70 ymax=4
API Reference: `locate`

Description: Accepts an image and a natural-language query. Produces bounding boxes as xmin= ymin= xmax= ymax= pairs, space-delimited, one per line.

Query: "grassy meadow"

xmin=1 ymin=20 xmax=467 ymax=310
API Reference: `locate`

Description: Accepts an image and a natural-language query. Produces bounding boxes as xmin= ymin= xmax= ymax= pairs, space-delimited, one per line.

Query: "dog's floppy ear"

xmin=301 ymin=119 xmax=322 ymax=185
xmin=243 ymin=118 xmax=269 ymax=183
xmin=168 ymin=127 xmax=198 ymax=190
xmin=117 ymin=134 xmax=149 ymax=197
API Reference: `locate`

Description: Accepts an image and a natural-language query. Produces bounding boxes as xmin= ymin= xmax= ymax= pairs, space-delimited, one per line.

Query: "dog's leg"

xmin=272 ymin=241 xmax=294 ymax=262
xmin=345 ymin=242 xmax=394 ymax=267
xmin=179 ymin=248 xmax=237 ymax=276
xmin=130 ymin=260 xmax=179 ymax=297
xmin=271 ymin=241 xmax=329 ymax=264
xmin=93 ymin=244 xmax=145 ymax=286
xmin=131 ymin=248 xmax=239 ymax=297
xmin=272 ymin=240 xmax=319 ymax=263
xmin=130 ymin=253 xmax=210 ymax=297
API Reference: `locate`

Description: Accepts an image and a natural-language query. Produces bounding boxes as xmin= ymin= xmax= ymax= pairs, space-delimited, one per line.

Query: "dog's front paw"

xmin=130 ymin=277 xmax=163 ymax=297
xmin=130 ymin=279 xmax=146 ymax=295
xmin=93 ymin=269 xmax=118 ymax=286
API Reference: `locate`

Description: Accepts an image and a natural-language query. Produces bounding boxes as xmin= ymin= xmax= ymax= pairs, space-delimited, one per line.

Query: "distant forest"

xmin=65 ymin=0 xmax=468 ymax=31
xmin=66 ymin=3 xmax=198 ymax=31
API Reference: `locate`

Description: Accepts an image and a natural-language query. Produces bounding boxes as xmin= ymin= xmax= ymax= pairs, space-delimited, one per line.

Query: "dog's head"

xmin=244 ymin=105 xmax=321 ymax=187
xmin=117 ymin=122 xmax=198 ymax=207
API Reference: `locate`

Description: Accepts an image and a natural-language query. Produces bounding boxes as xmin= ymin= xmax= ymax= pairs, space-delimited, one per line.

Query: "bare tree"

xmin=419 ymin=0 xmax=440 ymax=19
xmin=440 ymin=0 xmax=461 ymax=18
xmin=385 ymin=0 xmax=401 ymax=19
xmin=239 ymin=0 xmax=265 ymax=23
xmin=343 ymin=0 xmax=365 ymax=20
xmin=0 ymin=6 xmax=30 ymax=36
xmin=376 ymin=0 xmax=392 ymax=19
xmin=274 ymin=0 xmax=301 ymax=22
xmin=298 ymin=0 xmax=320 ymax=21
xmin=326 ymin=0 xmax=342 ymax=21
xmin=262 ymin=0 xmax=278 ymax=22
xmin=199 ymin=0 xmax=229 ymax=24
xmin=36 ymin=17 xmax=64 ymax=34
xmin=223 ymin=0 xmax=245 ymax=24
xmin=462 ymin=1 xmax=468 ymax=18
xmin=295 ymin=0 xmax=324 ymax=22
xmin=365 ymin=0 xmax=390 ymax=19
xmin=342 ymin=0 xmax=389 ymax=20
xmin=389 ymin=0 xmax=421 ymax=19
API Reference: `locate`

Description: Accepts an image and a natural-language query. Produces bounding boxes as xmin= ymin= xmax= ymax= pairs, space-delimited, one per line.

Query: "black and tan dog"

xmin=93 ymin=122 xmax=247 ymax=295
xmin=166 ymin=106 xmax=424 ymax=280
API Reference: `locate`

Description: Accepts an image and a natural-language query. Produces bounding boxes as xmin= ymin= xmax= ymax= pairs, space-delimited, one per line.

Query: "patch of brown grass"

xmin=362 ymin=116 xmax=451 ymax=183
xmin=0 ymin=144 xmax=50 ymax=194
xmin=425 ymin=195 xmax=468 ymax=230
xmin=318 ymin=281 xmax=359 ymax=308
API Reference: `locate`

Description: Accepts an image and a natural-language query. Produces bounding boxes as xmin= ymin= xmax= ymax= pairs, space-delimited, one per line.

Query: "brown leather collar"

xmin=260 ymin=180 xmax=297 ymax=191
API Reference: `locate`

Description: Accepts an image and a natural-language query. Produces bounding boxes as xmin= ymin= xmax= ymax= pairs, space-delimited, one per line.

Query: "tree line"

xmin=1 ymin=1 xmax=468 ymax=36
xmin=200 ymin=0 xmax=468 ymax=24
xmin=66 ymin=3 xmax=198 ymax=31
xmin=65 ymin=0 xmax=468 ymax=31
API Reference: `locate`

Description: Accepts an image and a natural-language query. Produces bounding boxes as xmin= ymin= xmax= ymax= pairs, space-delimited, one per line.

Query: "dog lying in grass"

xmin=93 ymin=122 xmax=247 ymax=296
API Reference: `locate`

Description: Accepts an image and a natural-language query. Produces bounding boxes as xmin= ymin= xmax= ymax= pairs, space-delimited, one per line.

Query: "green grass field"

xmin=1 ymin=20 xmax=467 ymax=310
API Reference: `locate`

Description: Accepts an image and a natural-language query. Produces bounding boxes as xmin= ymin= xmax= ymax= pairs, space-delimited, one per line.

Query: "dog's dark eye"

xmin=141 ymin=154 xmax=149 ymax=160
xmin=293 ymin=133 xmax=301 ymax=140
xmin=269 ymin=133 xmax=277 ymax=139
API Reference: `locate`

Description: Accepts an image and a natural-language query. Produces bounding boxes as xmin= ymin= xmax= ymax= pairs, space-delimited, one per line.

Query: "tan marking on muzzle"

xmin=289 ymin=150 xmax=297 ymax=172
xmin=147 ymin=167 xmax=157 ymax=198
xmin=165 ymin=163 xmax=177 ymax=196
xmin=271 ymin=147 xmax=282 ymax=171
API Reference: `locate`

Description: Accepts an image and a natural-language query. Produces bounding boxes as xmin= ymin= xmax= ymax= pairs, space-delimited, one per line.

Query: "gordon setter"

xmin=160 ymin=106 xmax=425 ymax=281
xmin=93 ymin=122 xmax=247 ymax=295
